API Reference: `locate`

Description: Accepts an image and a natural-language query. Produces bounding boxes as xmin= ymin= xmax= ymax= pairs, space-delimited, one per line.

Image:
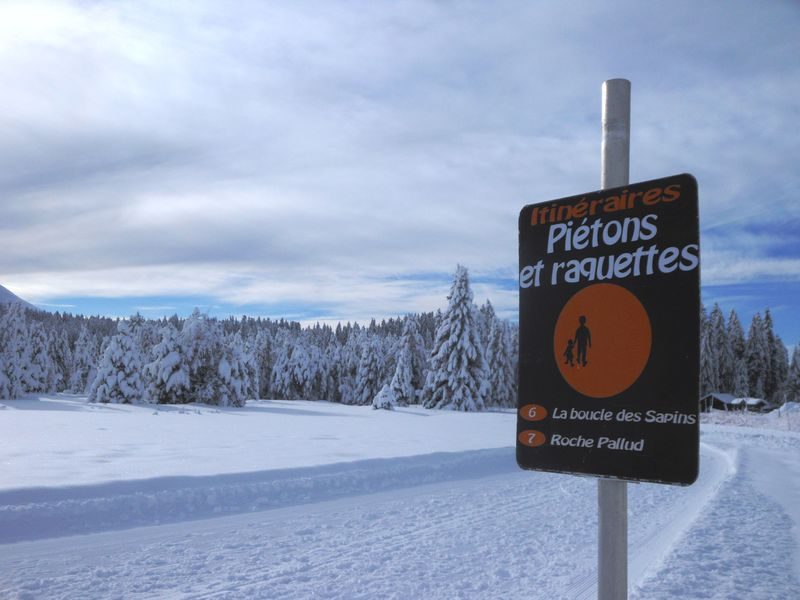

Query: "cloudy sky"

xmin=1 ymin=0 xmax=798 ymax=342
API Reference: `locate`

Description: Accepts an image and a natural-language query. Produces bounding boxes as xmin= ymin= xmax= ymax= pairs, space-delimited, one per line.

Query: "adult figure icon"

xmin=574 ymin=315 xmax=591 ymax=367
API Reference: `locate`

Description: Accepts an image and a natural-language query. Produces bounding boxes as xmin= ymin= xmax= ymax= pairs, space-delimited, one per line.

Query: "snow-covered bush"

xmin=372 ymin=384 xmax=396 ymax=410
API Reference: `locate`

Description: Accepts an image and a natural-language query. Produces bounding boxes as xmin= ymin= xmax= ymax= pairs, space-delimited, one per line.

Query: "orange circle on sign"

xmin=553 ymin=283 xmax=651 ymax=398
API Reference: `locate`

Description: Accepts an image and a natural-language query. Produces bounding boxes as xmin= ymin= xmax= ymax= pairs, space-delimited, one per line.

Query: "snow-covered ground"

xmin=0 ymin=397 xmax=798 ymax=599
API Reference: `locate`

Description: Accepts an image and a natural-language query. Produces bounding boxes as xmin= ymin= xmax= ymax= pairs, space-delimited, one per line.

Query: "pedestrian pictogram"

xmin=553 ymin=283 xmax=651 ymax=399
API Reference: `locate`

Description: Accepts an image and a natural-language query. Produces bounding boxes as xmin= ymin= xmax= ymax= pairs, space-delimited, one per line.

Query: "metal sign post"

xmin=598 ymin=78 xmax=630 ymax=600
xmin=516 ymin=77 xmax=699 ymax=597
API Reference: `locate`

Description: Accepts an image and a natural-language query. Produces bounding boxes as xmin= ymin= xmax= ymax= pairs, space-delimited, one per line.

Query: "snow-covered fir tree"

xmin=296 ymin=339 xmax=329 ymax=400
xmin=179 ymin=309 xmax=247 ymax=406
xmin=46 ymin=328 xmax=72 ymax=392
xmin=422 ymin=265 xmax=488 ymax=411
xmin=146 ymin=323 xmax=190 ymax=404
xmin=785 ymin=345 xmax=800 ymax=403
xmin=0 ymin=304 xmax=28 ymax=399
xmin=478 ymin=300 xmax=497 ymax=356
xmin=353 ymin=337 xmax=386 ymax=406
xmin=763 ymin=310 xmax=778 ymax=401
xmin=325 ymin=340 xmax=344 ymax=403
xmin=727 ymin=310 xmax=747 ymax=365
xmin=746 ymin=313 xmax=769 ymax=398
xmin=709 ymin=304 xmax=731 ymax=392
xmin=287 ymin=339 xmax=315 ymax=400
xmin=0 ymin=355 xmax=10 ymax=400
xmin=388 ymin=339 xmax=415 ymax=407
xmin=699 ymin=305 xmax=717 ymax=396
xmin=773 ymin=338 xmax=789 ymax=404
xmin=700 ymin=324 xmax=717 ymax=397
xmin=763 ymin=310 xmax=789 ymax=404
xmin=236 ymin=332 xmax=259 ymax=400
xmin=378 ymin=333 xmax=399 ymax=387
xmin=69 ymin=325 xmax=99 ymax=394
xmin=486 ymin=319 xmax=516 ymax=408
xmin=216 ymin=333 xmax=249 ymax=407
xmin=337 ymin=330 xmax=363 ymax=404
xmin=88 ymin=321 xmax=146 ymax=404
xmin=269 ymin=334 xmax=325 ymax=400
xmin=372 ymin=384 xmax=396 ymax=410
xmin=24 ymin=320 xmax=52 ymax=394
xmin=732 ymin=357 xmax=750 ymax=398
xmin=253 ymin=328 xmax=273 ymax=399
xmin=269 ymin=335 xmax=297 ymax=400
xmin=727 ymin=310 xmax=749 ymax=396
xmin=407 ymin=317 xmax=430 ymax=393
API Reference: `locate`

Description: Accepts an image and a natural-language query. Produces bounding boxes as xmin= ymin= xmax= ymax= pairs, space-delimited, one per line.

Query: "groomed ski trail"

xmin=0 ymin=442 xmax=734 ymax=599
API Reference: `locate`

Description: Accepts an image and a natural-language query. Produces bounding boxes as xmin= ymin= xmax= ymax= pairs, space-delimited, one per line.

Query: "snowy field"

xmin=1 ymin=397 xmax=799 ymax=599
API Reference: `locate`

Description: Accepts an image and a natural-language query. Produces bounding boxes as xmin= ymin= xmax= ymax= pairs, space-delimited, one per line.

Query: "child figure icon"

xmin=563 ymin=339 xmax=575 ymax=366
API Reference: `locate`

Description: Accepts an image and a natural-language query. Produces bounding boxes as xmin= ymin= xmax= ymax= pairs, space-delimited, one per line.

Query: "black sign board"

xmin=517 ymin=173 xmax=699 ymax=485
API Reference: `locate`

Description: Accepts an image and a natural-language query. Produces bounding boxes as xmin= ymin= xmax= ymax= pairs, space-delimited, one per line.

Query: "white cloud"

xmin=0 ymin=0 xmax=798 ymax=323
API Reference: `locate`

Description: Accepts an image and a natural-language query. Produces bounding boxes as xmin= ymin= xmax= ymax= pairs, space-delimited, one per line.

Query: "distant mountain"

xmin=0 ymin=284 xmax=36 ymax=310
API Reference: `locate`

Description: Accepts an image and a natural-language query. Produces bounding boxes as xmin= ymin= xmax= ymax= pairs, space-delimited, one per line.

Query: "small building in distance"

xmin=740 ymin=397 xmax=770 ymax=413
xmin=700 ymin=392 xmax=770 ymax=413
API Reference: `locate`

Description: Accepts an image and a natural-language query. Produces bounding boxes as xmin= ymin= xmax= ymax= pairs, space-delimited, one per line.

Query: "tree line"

xmin=0 ymin=266 xmax=517 ymax=411
xmin=700 ymin=303 xmax=799 ymax=404
xmin=2 ymin=269 xmax=798 ymax=410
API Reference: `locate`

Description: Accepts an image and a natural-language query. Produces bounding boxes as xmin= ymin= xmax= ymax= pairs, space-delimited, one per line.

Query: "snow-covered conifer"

xmin=709 ymin=304 xmax=731 ymax=392
xmin=486 ymin=319 xmax=516 ymax=408
xmin=700 ymin=324 xmax=717 ymax=397
xmin=785 ymin=345 xmax=800 ymax=403
xmin=69 ymin=325 xmax=100 ymax=394
xmin=772 ymin=335 xmax=789 ymax=404
xmin=299 ymin=342 xmax=328 ymax=400
xmin=762 ymin=310 xmax=789 ymax=403
xmin=325 ymin=341 xmax=343 ymax=402
xmin=0 ymin=355 xmax=10 ymax=400
xmin=388 ymin=341 xmax=415 ymax=407
xmin=238 ymin=332 xmax=259 ymax=400
xmin=46 ymin=328 xmax=72 ymax=392
xmin=372 ymin=384 xmax=396 ymax=410
xmin=287 ymin=339 xmax=313 ymax=399
xmin=746 ymin=313 xmax=768 ymax=398
xmin=400 ymin=317 xmax=428 ymax=400
xmin=146 ymin=323 xmax=190 ymax=404
xmin=269 ymin=335 xmax=324 ymax=400
xmin=0 ymin=304 xmax=28 ymax=398
xmin=88 ymin=321 xmax=147 ymax=404
xmin=337 ymin=333 xmax=363 ymax=404
xmin=421 ymin=265 xmax=488 ymax=411
xmin=763 ymin=310 xmax=779 ymax=401
xmin=732 ymin=357 xmax=750 ymax=398
xmin=727 ymin=310 xmax=746 ymax=363
xmin=179 ymin=309 xmax=246 ymax=406
xmin=25 ymin=321 xmax=52 ymax=393
xmin=478 ymin=300 xmax=497 ymax=354
xmin=216 ymin=333 xmax=248 ymax=407
xmin=253 ymin=328 xmax=273 ymax=399
xmin=269 ymin=335 xmax=296 ymax=400
xmin=353 ymin=337 xmax=385 ymax=406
